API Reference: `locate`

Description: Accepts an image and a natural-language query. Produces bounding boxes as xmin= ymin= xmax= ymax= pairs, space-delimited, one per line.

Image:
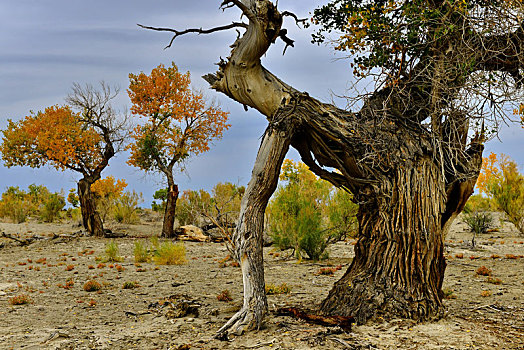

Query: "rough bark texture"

xmin=157 ymin=0 xmax=491 ymax=334
xmin=78 ymin=178 xmax=104 ymax=237
xmin=216 ymin=123 xmax=294 ymax=337
xmin=162 ymin=182 xmax=179 ymax=238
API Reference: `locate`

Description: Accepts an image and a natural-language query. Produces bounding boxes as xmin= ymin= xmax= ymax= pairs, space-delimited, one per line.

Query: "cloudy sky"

xmin=1 ymin=1 xmax=522 ymax=206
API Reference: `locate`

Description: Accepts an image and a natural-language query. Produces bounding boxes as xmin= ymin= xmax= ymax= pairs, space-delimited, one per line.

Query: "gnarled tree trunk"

xmin=150 ymin=0 xmax=485 ymax=336
xmin=78 ymin=178 xmax=104 ymax=237
xmin=321 ymin=159 xmax=447 ymax=322
xmin=161 ymin=181 xmax=179 ymax=238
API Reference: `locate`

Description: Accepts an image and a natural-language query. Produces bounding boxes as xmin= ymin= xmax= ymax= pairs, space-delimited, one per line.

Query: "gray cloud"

xmin=1 ymin=0 xmax=522 ymax=205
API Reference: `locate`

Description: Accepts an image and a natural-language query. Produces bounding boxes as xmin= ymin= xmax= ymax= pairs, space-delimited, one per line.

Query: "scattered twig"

xmin=243 ymin=338 xmax=277 ymax=349
xmin=329 ymin=337 xmax=354 ymax=349
xmin=41 ymin=331 xmax=70 ymax=344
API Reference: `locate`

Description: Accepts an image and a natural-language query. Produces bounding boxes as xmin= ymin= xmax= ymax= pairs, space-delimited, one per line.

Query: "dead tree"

xmin=141 ymin=0 xmax=524 ymax=336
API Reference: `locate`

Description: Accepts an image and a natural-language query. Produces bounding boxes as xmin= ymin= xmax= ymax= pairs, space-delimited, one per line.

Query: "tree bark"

xmin=321 ymin=159 xmax=447 ymax=323
xmin=160 ymin=0 xmax=485 ymax=333
xmin=77 ymin=178 xmax=104 ymax=237
xmin=161 ymin=180 xmax=179 ymax=238
xmin=216 ymin=123 xmax=294 ymax=337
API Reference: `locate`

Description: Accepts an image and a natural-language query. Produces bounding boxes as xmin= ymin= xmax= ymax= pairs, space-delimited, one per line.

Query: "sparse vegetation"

xmin=122 ymin=281 xmax=139 ymax=289
xmin=486 ymin=277 xmax=503 ymax=285
xmin=476 ymin=266 xmax=492 ymax=276
xmin=265 ymin=283 xmax=291 ymax=295
xmin=153 ymin=241 xmax=186 ymax=265
xmin=9 ymin=294 xmax=32 ymax=305
xmin=442 ymin=288 xmax=457 ymax=300
xmin=216 ymin=289 xmax=233 ymax=302
xmin=83 ymin=280 xmax=102 ymax=292
xmin=134 ymin=240 xmax=150 ymax=263
xmin=103 ymin=240 xmax=123 ymax=262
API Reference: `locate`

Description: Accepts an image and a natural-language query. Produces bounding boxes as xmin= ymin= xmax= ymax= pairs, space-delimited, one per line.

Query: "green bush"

xmin=0 ymin=185 xmax=66 ymax=223
xmin=151 ymin=188 xmax=167 ymax=212
xmin=113 ymin=190 xmax=143 ymax=224
xmin=267 ymin=160 xmax=357 ymax=260
xmin=104 ymin=240 xmax=123 ymax=262
xmin=134 ymin=240 xmax=150 ymax=263
xmin=153 ymin=241 xmax=186 ymax=265
xmin=40 ymin=193 xmax=66 ymax=222
xmin=464 ymin=211 xmax=493 ymax=234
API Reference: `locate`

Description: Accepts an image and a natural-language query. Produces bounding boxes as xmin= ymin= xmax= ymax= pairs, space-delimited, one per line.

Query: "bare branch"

xmin=138 ymin=22 xmax=248 ymax=49
xmin=278 ymin=28 xmax=294 ymax=55
xmin=220 ymin=0 xmax=257 ymax=22
xmin=281 ymin=11 xmax=308 ymax=27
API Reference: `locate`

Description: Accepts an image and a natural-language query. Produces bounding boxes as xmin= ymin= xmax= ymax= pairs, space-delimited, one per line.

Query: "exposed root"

xmin=215 ymin=307 xmax=260 ymax=340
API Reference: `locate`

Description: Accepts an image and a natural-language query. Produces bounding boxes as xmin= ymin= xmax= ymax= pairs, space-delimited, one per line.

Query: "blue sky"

xmin=1 ymin=1 xmax=522 ymax=206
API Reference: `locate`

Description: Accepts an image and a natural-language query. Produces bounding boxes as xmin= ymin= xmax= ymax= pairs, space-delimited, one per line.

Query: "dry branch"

xmin=276 ymin=307 xmax=355 ymax=331
xmin=138 ymin=22 xmax=247 ymax=49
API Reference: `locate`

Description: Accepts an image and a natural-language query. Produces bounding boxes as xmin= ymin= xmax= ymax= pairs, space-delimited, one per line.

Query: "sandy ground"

xmin=0 ymin=214 xmax=523 ymax=350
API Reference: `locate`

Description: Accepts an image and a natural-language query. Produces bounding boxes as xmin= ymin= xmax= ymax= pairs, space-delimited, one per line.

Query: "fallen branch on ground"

xmin=276 ymin=307 xmax=355 ymax=331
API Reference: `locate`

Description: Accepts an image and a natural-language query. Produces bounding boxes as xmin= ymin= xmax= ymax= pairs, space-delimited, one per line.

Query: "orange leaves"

xmin=128 ymin=63 xmax=191 ymax=118
xmin=127 ymin=62 xmax=230 ymax=173
xmin=91 ymin=176 xmax=127 ymax=199
xmin=1 ymin=106 xmax=102 ymax=173
xmin=476 ymin=152 xmax=501 ymax=195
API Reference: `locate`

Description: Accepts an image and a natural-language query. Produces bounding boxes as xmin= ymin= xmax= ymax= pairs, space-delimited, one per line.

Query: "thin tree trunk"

xmin=77 ymin=178 xmax=104 ymax=237
xmin=161 ymin=181 xmax=179 ymax=238
xmin=216 ymin=124 xmax=294 ymax=338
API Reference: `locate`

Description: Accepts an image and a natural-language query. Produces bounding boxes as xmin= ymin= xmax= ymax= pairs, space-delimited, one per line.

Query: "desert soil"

xmin=0 ymin=213 xmax=523 ymax=350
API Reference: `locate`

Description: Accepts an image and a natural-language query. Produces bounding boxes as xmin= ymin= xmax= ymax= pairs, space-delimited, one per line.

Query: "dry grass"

xmin=476 ymin=266 xmax=492 ymax=276
xmin=265 ymin=283 xmax=291 ymax=295
xmin=9 ymin=294 xmax=32 ymax=305
xmin=83 ymin=280 xmax=102 ymax=292
xmin=153 ymin=241 xmax=186 ymax=265
xmin=216 ymin=290 xmax=233 ymax=302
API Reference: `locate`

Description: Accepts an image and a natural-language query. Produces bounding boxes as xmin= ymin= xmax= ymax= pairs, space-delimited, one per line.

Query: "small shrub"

xmin=134 ymin=240 xmax=150 ymax=263
xmin=59 ymin=278 xmax=75 ymax=290
xmin=40 ymin=193 xmax=66 ymax=223
xmin=265 ymin=283 xmax=291 ymax=295
xmin=480 ymin=290 xmax=492 ymax=297
xmin=97 ymin=263 xmax=106 ymax=269
xmin=88 ymin=299 xmax=97 ymax=307
xmin=0 ymin=187 xmax=29 ymax=223
xmin=88 ymin=265 xmax=95 ymax=270
xmin=476 ymin=266 xmax=492 ymax=276
xmin=486 ymin=277 xmax=503 ymax=285
xmin=115 ymin=264 xmax=125 ymax=272
xmin=113 ymin=190 xmax=142 ymax=224
xmin=505 ymin=254 xmax=518 ymax=259
xmin=83 ymin=280 xmax=102 ymax=292
xmin=455 ymin=253 xmax=464 ymax=259
xmin=318 ymin=267 xmax=337 ymax=275
xmin=463 ymin=211 xmax=493 ymax=234
xmin=217 ymin=290 xmax=233 ymax=302
xmin=442 ymin=288 xmax=457 ymax=299
xmin=9 ymin=294 xmax=32 ymax=305
xmin=490 ymin=254 xmax=500 ymax=259
xmin=122 ymin=281 xmax=139 ymax=289
xmin=153 ymin=241 xmax=186 ymax=265
xmin=104 ymin=240 xmax=123 ymax=262
xmin=65 ymin=265 xmax=75 ymax=271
